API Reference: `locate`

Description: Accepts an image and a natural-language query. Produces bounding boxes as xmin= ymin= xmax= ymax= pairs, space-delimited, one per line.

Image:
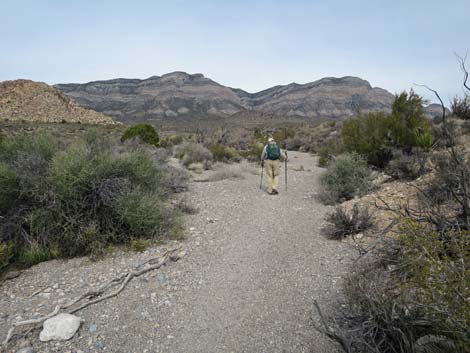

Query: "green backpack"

xmin=266 ymin=143 xmax=281 ymax=160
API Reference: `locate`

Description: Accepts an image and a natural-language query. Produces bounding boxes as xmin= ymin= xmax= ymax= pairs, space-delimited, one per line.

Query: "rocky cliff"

xmin=56 ymin=73 xmax=396 ymax=123
xmin=0 ymin=80 xmax=116 ymax=124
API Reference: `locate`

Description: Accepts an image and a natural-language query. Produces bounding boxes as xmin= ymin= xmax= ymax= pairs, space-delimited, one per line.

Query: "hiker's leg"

xmin=265 ymin=160 xmax=274 ymax=193
xmin=272 ymin=160 xmax=280 ymax=191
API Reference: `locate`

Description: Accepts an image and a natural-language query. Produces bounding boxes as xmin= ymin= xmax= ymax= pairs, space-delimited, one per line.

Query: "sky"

xmin=1 ymin=0 xmax=469 ymax=103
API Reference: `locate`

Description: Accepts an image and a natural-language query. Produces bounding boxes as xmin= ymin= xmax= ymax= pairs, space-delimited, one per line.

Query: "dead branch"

xmin=414 ymin=83 xmax=447 ymax=123
xmin=3 ymin=245 xmax=184 ymax=348
xmin=313 ymin=299 xmax=353 ymax=353
xmin=455 ymin=52 xmax=470 ymax=93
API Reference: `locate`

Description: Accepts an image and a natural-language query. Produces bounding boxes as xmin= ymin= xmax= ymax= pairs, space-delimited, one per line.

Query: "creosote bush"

xmin=320 ymin=153 xmax=371 ymax=204
xmin=121 ymin=123 xmax=160 ymax=147
xmin=342 ymin=91 xmax=432 ymax=167
xmin=0 ymin=130 xmax=180 ymax=272
xmin=209 ymin=143 xmax=241 ymax=162
xmin=334 ymin=221 xmax=469 ymax=353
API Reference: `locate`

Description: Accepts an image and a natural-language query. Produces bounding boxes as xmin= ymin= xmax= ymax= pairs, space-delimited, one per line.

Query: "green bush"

xmin=209 ymin=143 xmax=241 ymax=162
xmin=320 ymin=153 xmax=371 ymax=203
xmin=342 ymin=91 xmax=433 ymax=167
xmin=0 ymin=163 xmax=19 ymax=211
xmin=0 ymin=242 xmax=14 ymax=270
xmin=121 ymin=124 xmax=160 ymax=147
xmin=342 ymin=112 xmax=394 ymax=167
xmin=0 ymin=131 xmax=179 ymax=272
xmin=318 ymin=148 xmax=331 ymax=167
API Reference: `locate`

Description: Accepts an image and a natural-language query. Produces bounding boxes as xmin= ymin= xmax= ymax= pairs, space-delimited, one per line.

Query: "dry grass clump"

xmin=324 ymin=204 xmax=374 ymax=239
xmin=208 ymin=163 xmax=245 ymax=182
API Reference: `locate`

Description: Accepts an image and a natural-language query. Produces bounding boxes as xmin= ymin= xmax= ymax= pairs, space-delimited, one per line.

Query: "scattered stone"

xmin=89 ymin=323 xmax=98 ymax=333
xmin=39 ymin=313 xmax=82 ymax=342
xmin=16 ymin=347 xmax=34 ymax=353
xmin=2 ymin=270 xmax=22 ymax=280
xmin=95 ymin=340 xmax=105 ymax=350
xmin=170 ymin=249 xmax=187 ymax=262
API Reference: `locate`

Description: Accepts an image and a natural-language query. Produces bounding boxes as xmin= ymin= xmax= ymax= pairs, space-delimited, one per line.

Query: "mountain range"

xmin=55 ymin=72 xmax=397 ymax=124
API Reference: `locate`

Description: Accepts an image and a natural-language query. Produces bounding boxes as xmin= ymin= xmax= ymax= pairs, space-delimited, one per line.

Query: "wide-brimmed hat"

xmin=268 ymin=137 xmax=274 ymax=142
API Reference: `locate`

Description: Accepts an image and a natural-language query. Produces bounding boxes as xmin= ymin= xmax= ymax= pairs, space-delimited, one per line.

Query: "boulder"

xmin=39 ymin=313 xmax=81 ymax=342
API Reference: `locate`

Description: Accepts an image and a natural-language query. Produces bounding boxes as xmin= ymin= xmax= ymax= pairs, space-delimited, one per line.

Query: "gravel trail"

xmin=1 ymin=151 xmax=355 ymax=353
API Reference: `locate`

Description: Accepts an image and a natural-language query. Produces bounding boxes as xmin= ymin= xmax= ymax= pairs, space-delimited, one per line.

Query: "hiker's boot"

xmin=272 ymin=189 xmax=279 ymax=195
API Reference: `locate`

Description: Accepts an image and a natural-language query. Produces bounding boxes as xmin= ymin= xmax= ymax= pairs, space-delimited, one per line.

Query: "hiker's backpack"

xmin=266 ymin=143 xmax=281 ymax=160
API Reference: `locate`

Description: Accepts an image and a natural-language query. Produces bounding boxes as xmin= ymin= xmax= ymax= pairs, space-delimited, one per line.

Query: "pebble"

xmin=89 ymin=323 xmax=98 ymax=333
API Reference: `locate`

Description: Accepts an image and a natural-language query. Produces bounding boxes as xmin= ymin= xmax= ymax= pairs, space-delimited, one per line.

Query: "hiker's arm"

xmin=260 ymin=146 xmax=267 ymax=161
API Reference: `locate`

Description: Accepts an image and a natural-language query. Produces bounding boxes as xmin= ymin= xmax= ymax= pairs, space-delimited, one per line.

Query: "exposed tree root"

xmin=3 ymin=245 xmax=184 ymax=349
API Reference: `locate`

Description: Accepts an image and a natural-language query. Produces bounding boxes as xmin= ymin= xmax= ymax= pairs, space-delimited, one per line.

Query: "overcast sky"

xmin=1 ymin=0 xmax=469 ymax=103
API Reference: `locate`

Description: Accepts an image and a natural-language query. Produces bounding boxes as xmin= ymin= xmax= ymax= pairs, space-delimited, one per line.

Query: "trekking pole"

xmin=260 ymin=161 xmax=264 ymax=190
xmin=285 ymin=151 xmax=288 ymax=191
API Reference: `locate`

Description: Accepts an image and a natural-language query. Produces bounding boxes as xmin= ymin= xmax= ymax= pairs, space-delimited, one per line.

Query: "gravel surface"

xmin=1 ymin=151 xmax=356 ymax=353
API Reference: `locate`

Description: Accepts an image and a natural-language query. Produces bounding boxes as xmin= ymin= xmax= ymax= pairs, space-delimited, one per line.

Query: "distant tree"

xmin=121 ymin=124 xmax=160 ymax=147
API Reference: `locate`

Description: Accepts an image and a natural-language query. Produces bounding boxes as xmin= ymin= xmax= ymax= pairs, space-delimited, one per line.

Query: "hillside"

xmin=56 ymin=73 xmax=396 ymax=123
xmin=0 ymin=80 xmax=116 ymax=125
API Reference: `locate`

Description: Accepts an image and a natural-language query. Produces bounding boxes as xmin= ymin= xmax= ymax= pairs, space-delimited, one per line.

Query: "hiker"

xmin=260 ymin=137 xmax=286 ymax=195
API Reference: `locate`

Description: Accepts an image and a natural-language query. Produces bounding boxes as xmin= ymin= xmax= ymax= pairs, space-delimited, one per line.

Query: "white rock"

xmin=39 ymin=313 xmax=81 ymax=342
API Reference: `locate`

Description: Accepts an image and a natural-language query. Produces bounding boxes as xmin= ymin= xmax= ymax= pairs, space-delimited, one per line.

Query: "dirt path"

xmin=1 ymin=151 xmax=356 ymax=353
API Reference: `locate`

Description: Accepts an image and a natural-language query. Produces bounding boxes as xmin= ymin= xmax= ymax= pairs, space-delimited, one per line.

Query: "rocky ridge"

xmin=0 ymin=80 xmax=116 ymax=125
xmin=56 ymin=72 xmax=396 ymax=123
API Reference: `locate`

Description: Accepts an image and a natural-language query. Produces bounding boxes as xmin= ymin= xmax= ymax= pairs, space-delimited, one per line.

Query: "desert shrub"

xmin=399 ymin=222 xmax=470 ymax=342
xmin=434 ymin=120 xmax=459 ymax=149
xmin=0 ymin=163 xmax=19 ymax=211
xmin=272 ymin=128 xmax=295 ymax=145
xmin=0 ymin=242 xmax=14 ymax=270
xmin=451 ymin=94 xmax=470 ymax=120
xmin=130 ymin=238 xmax=152 ymax=252
xmin=320 ymin=153 xmax=371 ymax=203
xmin=318 ymin=147 xmax=331 ymax=167
xmin=329 ymin=221 xmax=469 ymax=353
xmin=325 ymin=204 xmax=374 ymax=239
xmin=387 ymin=150 xmax=427 ymax=180
xmin=284 ymin=137 xmax=303 ymax=151
xmin=209 ymin=143 xmax=241 ymax=162
xmin=159 ymin=134 xmax=184 ymax=148
xmin=342 ymin=112 xmax=394 ymax=167
xmin=174 ymin=142 xmax=213 ymax=169
xmin=121 ymin=124 xmax=160 ymax=147
xmin=160 ymin=165 xmax=189 ymax=193
xmin=240 ymin=141 xmax=264 ymax=162
xmin=0 ymin=132 xmax=180 ymax=272
xmin=342 ymin=92 xmax=432 ymax=167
